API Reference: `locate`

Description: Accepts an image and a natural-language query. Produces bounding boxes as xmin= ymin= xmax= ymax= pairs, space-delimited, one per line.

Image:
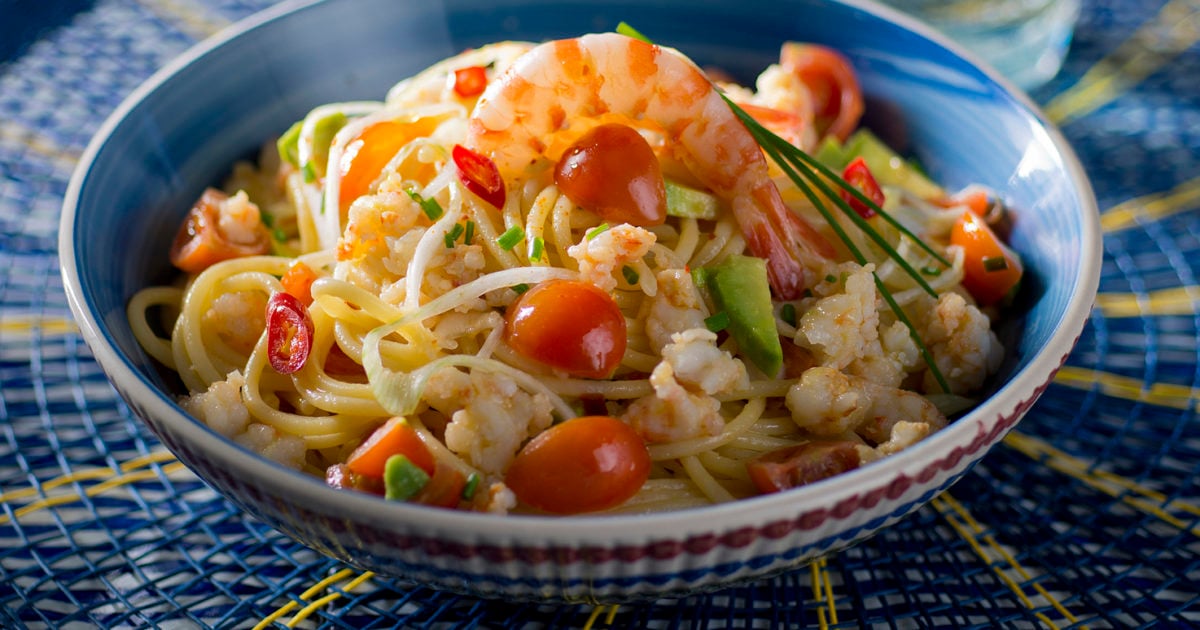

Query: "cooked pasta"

xmin=129 ymin=32 xmax=1017 ymax=515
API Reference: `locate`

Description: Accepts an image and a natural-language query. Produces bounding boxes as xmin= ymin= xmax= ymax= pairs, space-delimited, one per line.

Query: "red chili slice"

xmin=840 ymin=156 xmax=885 ymax=219
xmin=265 ymin=291 xmax=314 ymax=374
xmin=453 ymin=66 xmax=488 ymax=98
xmin=452 ymin=144 xmax=506 ymax=209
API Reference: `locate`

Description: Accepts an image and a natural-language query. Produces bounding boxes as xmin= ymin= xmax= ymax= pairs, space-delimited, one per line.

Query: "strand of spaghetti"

xmin=681 ymin=455 xmax=736 ymax=503
xmin=177 ymin=257 xmax=288 ymax=385
xmin=242 ymin=333 xmax=380 ymax=440
xmin=729 ymin=432 xmax=798 ymax=453
xmin=621 ymin=347 xmax=661 ymax=374
xmin=648 ymin=397 xmax=766 ymax=461
xmin=523 ymin=184 xmax=559 ymax=266
xmin=127 ymin=286 xmax=183 ymax=369
xmin=311 ymin=277 xmax=404 ymax=322
xmin=688 ymin=217 xmax=734 ymax=269
xmin=648 ymin=243 xmax=686 ymax=271
xmin=289 ymin=310 xmax=390 ymax=417
xmin=469 ymin=190 xmax=522 ymax=269
xmin=696 ymin=449 xmax=751 ymax=482
xmin=551 ymin=189 xmax=577 ymax=268
xmin=673 ymin=217 xmax=701 ymax=264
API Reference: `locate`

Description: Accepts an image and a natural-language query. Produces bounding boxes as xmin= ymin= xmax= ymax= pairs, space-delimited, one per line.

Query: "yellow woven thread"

xmin=1054 ymin=366 xmax=1199 ymax=411
xmin=932 ymin=495 xmax=1080 ymax=627
xmin=1099 ymin=176 xmax=1200 ymax=234
xmin=1043 ymin=0 xmax=1200 ymax=124
xmin=1004 ymin=431 xmax=1200 ymax=536
xmin=0 ymin=462 xmax=188 ymax=526
xmin=1095 ymin=286 xmax=1200 ymax=317
xmin=0 ymin=450 xmax=179 ymax=504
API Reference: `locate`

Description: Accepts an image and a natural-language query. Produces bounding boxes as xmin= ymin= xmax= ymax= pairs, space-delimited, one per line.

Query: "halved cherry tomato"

xmin=780 ymin=43 xmax=864 ymax=142
xmin=265 ymin=291 xmax=314 ymax=374
xmin=452 ymin=66 xmax=488 ymax=98
xmin=169 ymin=188 xmax=271 ymax=274
xmin=840 ymin=156 xmax=885 ymax=219
xmin=280 ymin=260 xmax=319 ymax=306
xmin=950 ymin=210 xmax=1023 ymax=307
xmin=554 ymin=123 xmax=666 ymax=227
xmin=505 ymin=416 xmax=650 ymax=514
xmin=413 ymin=463 xmax=468 ymax=508
xmin=746 ymin=441 xmax=863 ymax=494
xmin=505 ymin=279 xmax=627 ymax=379
xmin=338 ymin=117 xmax=441 ymax=215
xmin=346 ymin=417 xmax=435 ymax=479
xmin=452 ymin=144 xmax=506 ymax=209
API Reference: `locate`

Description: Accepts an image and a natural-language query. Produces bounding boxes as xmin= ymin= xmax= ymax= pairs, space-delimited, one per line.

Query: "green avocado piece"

xmin=665 ymin=179 xmax=719 ymax=219
xmin=699 ymin=255 xmax=783 ymax=377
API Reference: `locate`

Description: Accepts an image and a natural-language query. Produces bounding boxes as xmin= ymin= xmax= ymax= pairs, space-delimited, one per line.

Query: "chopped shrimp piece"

xmin=644 ymin=268 xmax=708 ymax=351
xmin=786 ymin=366 xmax=946 ymax=448
xmin=622 ymin=328 xmax=747 ymax=443
xmin=205 ymin=291 xmax=267 ymax=356
xmin=920 ymin=292 xmax=1004 ymax=395
xmin=794 ymin=264 xmax=878 ymax=370
xmin=181 ymin=371 xmax=250 ymax=438
xmin=566 ymin=223 xmax=656 ymax=293
xmin=423 ymin=367 xmax=553 ymax=475
xmin=466 ymin=33 xmax=835 ymax=298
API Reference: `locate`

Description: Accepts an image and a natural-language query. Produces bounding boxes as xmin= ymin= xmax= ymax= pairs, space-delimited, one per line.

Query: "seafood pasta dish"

xmin=129 ymin=31 xmax=1022 ymax=515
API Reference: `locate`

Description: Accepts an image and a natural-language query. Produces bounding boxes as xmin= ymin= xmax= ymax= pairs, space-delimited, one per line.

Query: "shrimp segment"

xmin=466 ymin=33 xmax=834 ymax=299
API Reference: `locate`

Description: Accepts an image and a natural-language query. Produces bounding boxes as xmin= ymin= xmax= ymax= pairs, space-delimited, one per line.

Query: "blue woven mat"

xmin=2 ymin=0 xmax=1198 ymax=627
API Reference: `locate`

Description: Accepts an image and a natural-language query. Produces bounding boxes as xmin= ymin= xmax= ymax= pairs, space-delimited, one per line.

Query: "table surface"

xmin=2 ymin=0 xmax=1199 ymax=627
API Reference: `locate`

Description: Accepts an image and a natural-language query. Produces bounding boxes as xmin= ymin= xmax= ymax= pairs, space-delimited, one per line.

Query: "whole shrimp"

xmin=466 ymin=33 xmax=834 ymax=299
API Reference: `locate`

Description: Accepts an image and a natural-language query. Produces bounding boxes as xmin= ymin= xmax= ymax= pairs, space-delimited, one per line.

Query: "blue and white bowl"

xmin=60 ymin=0 xmax=1100 ymax=601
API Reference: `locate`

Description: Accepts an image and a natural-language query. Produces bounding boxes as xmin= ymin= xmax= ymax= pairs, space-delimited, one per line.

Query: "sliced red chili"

xmin=452 ymin=66 xmax=488 ymax=98
xmin=452 ymin=144 xmax=506 ymax=209
xmin=839 ymin=156 xmax=885 ymax=219
xmin=265 ymin=291 xmax=314 ymax=374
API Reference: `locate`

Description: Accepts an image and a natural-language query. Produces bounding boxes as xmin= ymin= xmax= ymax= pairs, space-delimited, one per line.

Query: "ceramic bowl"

xmin=60 ymin=0 xmax=1100 ymax=601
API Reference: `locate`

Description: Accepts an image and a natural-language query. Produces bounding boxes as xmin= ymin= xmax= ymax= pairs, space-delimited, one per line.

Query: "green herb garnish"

xmin=529 ymin=236 xmax=545 ymax=262
xmin=704 ymin=311 xmax=730 ymax=333
xmin=780 ymin=303 xmax=797 ymax=327
xmin=621 ymin=265 xmax=640 ymax=285
xmin=586 ymin=223 xmax=611 ymax=240
xmin=512 ymin=283 xmax=530 ymax=295
xmin=463 ymin=220 xmax=475 ymax=246
xmin=983 ymin=256 xmax=1009 ymax=272
xmin=461 ymin=472 xmax=481 ymax=501
xmin=445 ymin=223 xmax=465 ymax=248
xmin=497 ymin=226 xmax=524 ymax=250
xmin=407 ymin=189 xmax=444 ymax=221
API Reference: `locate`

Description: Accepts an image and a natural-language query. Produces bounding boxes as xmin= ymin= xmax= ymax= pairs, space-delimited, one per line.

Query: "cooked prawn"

xmin=466 ymin=33 xmax=834 ymax=299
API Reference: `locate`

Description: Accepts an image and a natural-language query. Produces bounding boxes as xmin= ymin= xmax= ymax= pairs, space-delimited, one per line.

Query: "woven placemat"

xmin=2 ymin=0 xmax=1198 ymax=627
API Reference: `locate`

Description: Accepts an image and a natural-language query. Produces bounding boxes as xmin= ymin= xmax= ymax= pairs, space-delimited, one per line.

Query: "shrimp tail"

xmin=736 ymin=183 xmax=835 ymax=300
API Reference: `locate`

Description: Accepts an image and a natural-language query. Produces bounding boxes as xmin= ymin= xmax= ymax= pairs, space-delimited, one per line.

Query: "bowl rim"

xmin=59 ymin=0 xmax=1102 ymax=545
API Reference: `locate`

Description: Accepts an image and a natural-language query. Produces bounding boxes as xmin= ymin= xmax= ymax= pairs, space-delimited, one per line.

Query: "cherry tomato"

xmin=169 ymin=188 xmax=271 ymax=274
xmin=413 ymin=463 xmax=468 ymax=508
xmin=452 ymin=144 xmax=506 ymax=209
xmin=265 ymin=291 xmax=314 ymax=374
xmin=505 ymin=279 xmax=627 ymax=379
xmin=280 ymin=260 xmax=319 ymax=306
xmin=346 ymin=417 xmax=435 ymax=479
xmin=840 ymin=156 xmax=885 ymax=219
xmin=505 ymin=416 xmax=650 ymax=514
xmin=555 ymin=123 xmax=667 ymax=226
xmin=746 ymin=441 xmax=863 ymax=494
xmin=338 ymin=117 xmax=440 ymax=215
xmin=780 ymin=43 xmax=864 ymax=142
xmin=951 ymin=210 xmax=1023 ymax=307
xmin=452 ymin=66 xmax=488 ymax=98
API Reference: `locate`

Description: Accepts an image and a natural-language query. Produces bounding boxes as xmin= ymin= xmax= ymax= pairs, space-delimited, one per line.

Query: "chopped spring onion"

xmin=529 ymin=236 xmax=545 ymax=262
xmin=497 ymin=225 xmax=524 ymax=250
xmin=586 ymin=223 xmax=611 ymax=240
xmin=444 ymin=223 xmax=465 ymax=248
xmin=384 ymin=454 xmax=430 ymax=501
xmin=704 ymin=311 xmax=730 ymax=333
xmin=406 ymin=189 xmax=444 ymax=221
xmin=463 ymin=220 xmax=475 ymax=246
xmin=512 ymin=283 xmax=530 ymax=295
xmin=780 ymin=303 xmax=797 ymax=327
xmin=621 ymin=265 xmax=640 ymax=285
xmin=461 ymin=472 xmax=481 ymax=501
xmin=983 ymin=255 xmax=1009 ymax=272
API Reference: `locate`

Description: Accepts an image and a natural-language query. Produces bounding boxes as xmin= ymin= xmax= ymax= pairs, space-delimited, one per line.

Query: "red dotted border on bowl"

xmin=146 ymin=356 xmax=1066 ymax=570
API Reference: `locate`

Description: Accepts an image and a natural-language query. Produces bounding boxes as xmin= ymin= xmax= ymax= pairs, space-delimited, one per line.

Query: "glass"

xmin=884 ymin=0 xmax=1082 ymax=90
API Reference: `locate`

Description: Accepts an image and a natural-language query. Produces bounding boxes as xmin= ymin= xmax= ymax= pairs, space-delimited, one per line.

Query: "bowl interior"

xmin=64 ymin=0 xmax=1094 ymax=520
